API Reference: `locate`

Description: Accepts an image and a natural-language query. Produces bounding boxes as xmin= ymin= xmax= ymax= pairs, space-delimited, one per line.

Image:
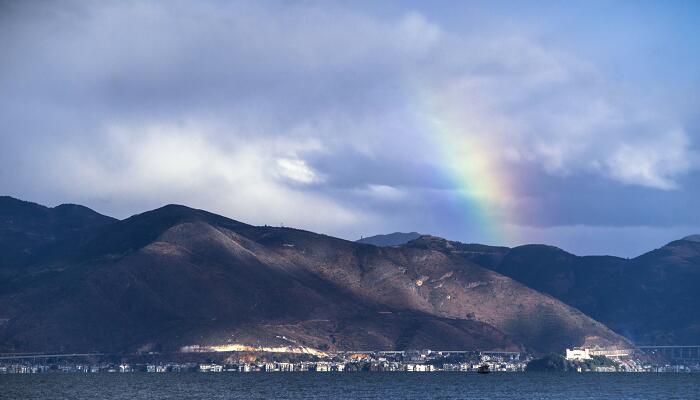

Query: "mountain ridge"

xmin=0 ymin=196 xmax=632 ymax=354
xmin=420 ymin=236 xmax=700 ymax=345
xmin=357 ymin=232 xmax=422 ymax=247
xmin=0 ymin=196 xmax=116 ymax=272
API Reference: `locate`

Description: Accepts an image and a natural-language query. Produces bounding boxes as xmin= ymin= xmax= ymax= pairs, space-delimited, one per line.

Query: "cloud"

xmin=602 ymin=129 xmax=693 ymax=190
xmin=48 ymin=121 xmax=363 ymax=233
xmin=0 ymin=1 xmax=698 ymax=255
xmin=421 ymin=37 xmax=696 ymax=191
xmin=362 ymin=184 xmax=408 ymax=202
xmin=276 ymin=158 xmax=321 ymax=185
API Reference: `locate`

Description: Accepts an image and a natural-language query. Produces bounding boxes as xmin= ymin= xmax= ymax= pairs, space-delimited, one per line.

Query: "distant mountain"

xmin=442 ymin=238 xmax=700 ymax=345
xmin=0 ymin=196 xmax=115 ymax=273
xmin=682 ymin=234 xmax=700 ymax=243
xmin=356 ymin=232 xmax=422 ymax=246
xmin=0 ymin=197 xmax=628 ymax=355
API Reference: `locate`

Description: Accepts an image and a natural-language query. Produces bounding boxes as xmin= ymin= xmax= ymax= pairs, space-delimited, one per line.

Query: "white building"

xmin=566 ymin=348 xmax=591 ymax=361
xmin=315 ymin=362 xmax=330 ymax=372
xmin=199 ymin=363 xmax=223 ymax=372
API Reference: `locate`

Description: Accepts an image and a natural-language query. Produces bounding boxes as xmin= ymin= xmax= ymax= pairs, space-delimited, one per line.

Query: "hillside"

xmin=356 ymin=232 xmax=422 ymax=247
xmin=0 ymin=197 xmax=629 ymax=354
xmin=0 ymin=196 xmax=116 ymax=278
xmin=445 ymin=238 xmax=700 ymax=345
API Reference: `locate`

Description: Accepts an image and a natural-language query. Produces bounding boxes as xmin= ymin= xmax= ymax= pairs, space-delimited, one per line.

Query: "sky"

xmin=1 ymin=0 xmax=699 ymax=257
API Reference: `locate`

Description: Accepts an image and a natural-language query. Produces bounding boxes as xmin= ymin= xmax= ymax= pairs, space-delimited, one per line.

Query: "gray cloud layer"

xmin=1 ymin=1 xmax=698 ymax=256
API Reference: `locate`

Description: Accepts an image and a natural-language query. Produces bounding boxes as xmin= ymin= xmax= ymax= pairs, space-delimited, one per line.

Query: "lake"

xmin=1 ymin=372 xmax=699 ymax=399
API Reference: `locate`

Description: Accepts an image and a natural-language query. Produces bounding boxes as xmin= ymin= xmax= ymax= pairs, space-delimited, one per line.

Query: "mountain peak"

xmin=0 ymin=196 xmax=48 ymax=215
xmin=80 ymin=203 xmax=250 ymax=259
xmin=148 ymin=203 xmax=202 ymax=218
xmin=1 ymin=197 xmax=113 ymax=223
xmin=356 ymin=232 xmax=422 ymax=246
xmin=402 ymin=234 xmax=453 ymax=250
xmin=0 ymin=195 xmax=29 ymax=203
xmin=682 ymin=234 xmax=700 ymax=243
xmin=139 ymin=204 xmax=250 ymax=229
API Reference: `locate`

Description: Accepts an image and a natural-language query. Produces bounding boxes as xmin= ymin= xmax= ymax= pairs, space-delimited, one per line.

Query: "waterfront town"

xmin=1 ymin=347 xmax=698 ymax=374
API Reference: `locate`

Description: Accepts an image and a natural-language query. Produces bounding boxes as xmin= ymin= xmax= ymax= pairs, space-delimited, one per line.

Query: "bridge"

xmin=638 ymin=346 xmax=700 ymax=362
xmin=0 ymin=353 xmax=105 ymax=361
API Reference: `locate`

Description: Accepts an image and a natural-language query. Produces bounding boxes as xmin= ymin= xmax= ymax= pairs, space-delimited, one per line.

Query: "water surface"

xmin=2 ymin=372 xmax=698 ymax=399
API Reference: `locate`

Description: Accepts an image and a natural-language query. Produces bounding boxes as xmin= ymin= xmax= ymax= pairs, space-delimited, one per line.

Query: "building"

xmin=589 ymin=348 xmax=630 ymax=358
xmin=315 ymin=362 xmax=330 ymax=372
xmin=566 ymin=348 xmax=591 ymax=361
xmin=199 ymin=363 xmax=223 ymax=372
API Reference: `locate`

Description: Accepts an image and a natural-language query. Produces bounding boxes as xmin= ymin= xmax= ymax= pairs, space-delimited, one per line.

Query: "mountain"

xmin=0 ymin=197 xmax=629 ymax=354
xmin=682 ymin=234 xmax=700 ymax=243
xmin=357 ymin=232 xmax=422 ymax=247
xmin=448 ymin=238 xmax=700 ymax=345
xmin=619 ymin=237 xmax=700 ymax=344
xmin=0 ymin=196 xmax=115 ymax=274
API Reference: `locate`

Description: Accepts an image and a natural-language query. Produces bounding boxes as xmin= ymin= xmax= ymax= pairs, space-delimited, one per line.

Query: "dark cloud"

xmin=1 ymin=1 xmax=698 ymax=256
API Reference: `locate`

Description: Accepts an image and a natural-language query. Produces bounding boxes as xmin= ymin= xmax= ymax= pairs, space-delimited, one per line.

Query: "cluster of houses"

xmin=563 ymin=347 xmax=697 ymax=372
xmin=0 ymin=350 xmax=529 ymax=374
xmin=195 ymin=360 xmax=526 ymax=373
xmin=2 ymin=353 xmax=698 ymax=373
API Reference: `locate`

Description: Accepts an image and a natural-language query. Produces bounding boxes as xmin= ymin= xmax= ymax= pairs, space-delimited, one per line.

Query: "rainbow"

xmin=413 ymin=87 xmax=520 ymax=246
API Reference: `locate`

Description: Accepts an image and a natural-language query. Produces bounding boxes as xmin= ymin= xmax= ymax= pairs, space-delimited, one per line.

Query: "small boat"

xmin=477 ymin=364 xmax=490 ymax=374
